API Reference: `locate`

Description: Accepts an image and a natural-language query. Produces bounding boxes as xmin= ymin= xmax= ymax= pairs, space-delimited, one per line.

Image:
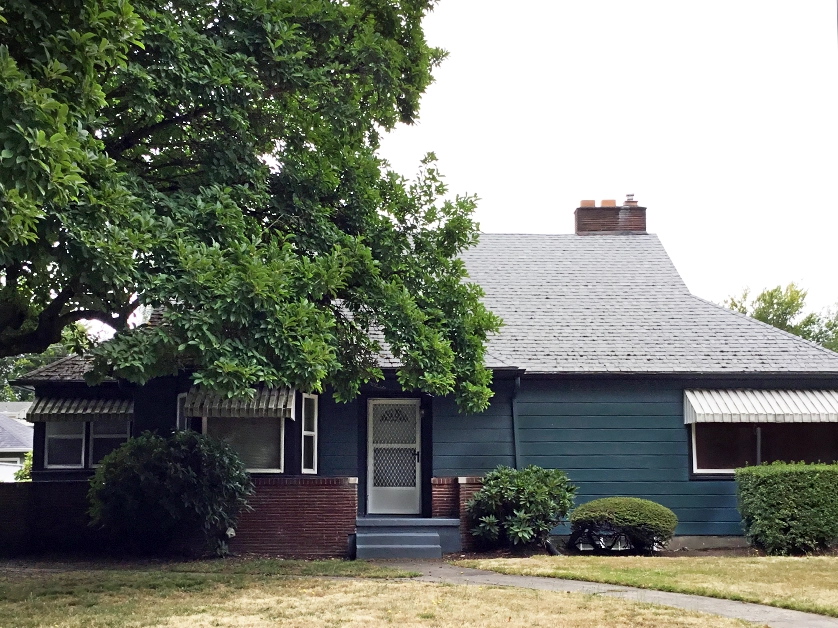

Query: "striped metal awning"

xmin=27 ymin=397 xmax=134 ymax=422
xmin=684 ymin=389 xmax=838 ymax=424
xmin=183 ymin=386 xmax=295 ymax=419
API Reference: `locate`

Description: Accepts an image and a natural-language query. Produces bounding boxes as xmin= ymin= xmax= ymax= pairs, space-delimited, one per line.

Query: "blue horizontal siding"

xmin=515 ymin=379 xmax=739 ymax=536
xmin=431 ymin=377 xmax=744 ymax=536
xmin=318 ymin=396 xmax=358 ymax=477
xmin=432 ymin=379 xmax=515 ymax=476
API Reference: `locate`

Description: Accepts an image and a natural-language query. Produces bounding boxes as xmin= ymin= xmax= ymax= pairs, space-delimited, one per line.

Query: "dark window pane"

xmin=694 ymin=424 xmax=757 ymax=470
xmin=303 ymin=397 xmax=316 ymax=432
xmin=207 ymin=417 xmax=282 ymax=469
xmin=762 ymin=424 xmax=838 ymax=464
xmin=91 ymin=437 xmax=127 ymax=465
xmin=46 ymin=422 xmax=84 ymax=437
xmin=303 ymin=435 xmax=315 ymax=471
xmin=46 ymin=438 xmax=83 ymax=467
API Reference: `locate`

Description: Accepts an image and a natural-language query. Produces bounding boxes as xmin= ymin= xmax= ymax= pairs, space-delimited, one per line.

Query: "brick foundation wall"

xmin=457 ymin=476 xmax=483 ymax=552
xmin=431 ymin=477 xmax=459 ymax=518
xmin=232 ymin=476 xmax=358 ymax=558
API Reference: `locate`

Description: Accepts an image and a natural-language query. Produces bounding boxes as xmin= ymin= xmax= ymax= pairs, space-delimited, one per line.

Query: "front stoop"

xmin=355 ymin=518 xmax=460 ymax=559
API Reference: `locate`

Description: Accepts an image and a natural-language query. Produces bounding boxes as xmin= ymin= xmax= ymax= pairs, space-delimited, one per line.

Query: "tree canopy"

xmin=725 ymin=283 xmax=838 ymax=352
xmin=0 ymin=0 xmax=500 ymax=412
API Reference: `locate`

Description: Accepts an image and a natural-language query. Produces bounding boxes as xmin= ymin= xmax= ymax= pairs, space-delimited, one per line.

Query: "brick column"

xmin=431 ymin=477 xmax=459 ymax=518
xmin=457 ymin=476 xmax=483 ymax=552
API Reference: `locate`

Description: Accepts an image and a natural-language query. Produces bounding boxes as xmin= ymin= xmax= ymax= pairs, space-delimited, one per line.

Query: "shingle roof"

xmin=17 ymin=233 xmax=838 ymax=382
xmin=12 ymin=355 xmax=101 ymax=384
xmin=461 ymin=233 xmax=838 ymax=374
xmin=0 ymin=414 xmax=33 ymax=451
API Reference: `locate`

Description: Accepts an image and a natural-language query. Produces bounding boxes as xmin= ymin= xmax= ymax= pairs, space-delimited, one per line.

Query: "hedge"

xmin=570 ymin=497 xmax=678 ymax=553
xmin=736 ymin=462 xmax=838 ymax=555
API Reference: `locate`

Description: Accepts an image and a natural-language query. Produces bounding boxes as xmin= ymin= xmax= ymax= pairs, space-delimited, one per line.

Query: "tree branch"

xmin=104 ymin=107 xmax=211 ymax=156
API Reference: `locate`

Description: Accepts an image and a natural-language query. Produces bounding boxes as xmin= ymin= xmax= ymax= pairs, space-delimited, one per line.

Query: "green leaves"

xmin=467 ymin=465 xmax=578 ymax=549
xmin=2 ymin=0 xmax=500 ymax=413
xmin=736 ymin=463 xmax=838 ymax=555
xmin=725 ymin=283 xmax=838 ymax=351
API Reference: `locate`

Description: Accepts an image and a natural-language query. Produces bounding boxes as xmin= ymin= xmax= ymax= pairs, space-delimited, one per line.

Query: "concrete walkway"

xmin=374 ymin=559 xmax=838 ymax=628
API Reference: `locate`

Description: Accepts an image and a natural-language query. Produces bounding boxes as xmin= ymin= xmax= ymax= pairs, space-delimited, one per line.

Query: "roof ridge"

xmin=690 ymin=295 xmax=838 ymax=360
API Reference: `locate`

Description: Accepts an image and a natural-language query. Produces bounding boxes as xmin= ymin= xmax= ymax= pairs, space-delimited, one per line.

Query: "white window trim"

xmin=691 ymin=424 xmax=740 ymax=475
xmin=45 ymin=422 xmax=86 ymax=469
xmin=89 ymin=420 xmax=132 ymax=468
xmin=301 ymin=393 xmax=318 ymax=474
xmin=203 ymin=416 xmax=285 ymax=473
xmin=176 ymin=393 xmax=188 ymax=431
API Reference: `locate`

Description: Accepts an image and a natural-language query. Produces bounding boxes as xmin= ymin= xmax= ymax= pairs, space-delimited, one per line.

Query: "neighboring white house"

xmin=0 ymin=404 xmax=33 ymax=481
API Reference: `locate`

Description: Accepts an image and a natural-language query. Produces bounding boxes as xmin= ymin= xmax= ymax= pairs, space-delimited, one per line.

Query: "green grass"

xmin=457 ymin=555 xmax=838 ymax=617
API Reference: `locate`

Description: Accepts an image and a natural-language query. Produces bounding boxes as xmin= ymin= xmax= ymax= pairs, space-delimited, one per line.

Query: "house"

xmin=7 ymin=198 xmax=838 ymax=558
xmin=0 ymin=408 xmax=33 ymax=482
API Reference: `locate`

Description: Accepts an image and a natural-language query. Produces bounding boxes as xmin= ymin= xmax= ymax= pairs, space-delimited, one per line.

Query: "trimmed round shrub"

xmin=736 ymin=462 xmax=838 ymax=555
xmin=570 ymin=497 xmax=678 ymax=553
xmin=467 ymin=465 xmax=577 ymax=548
xmin=88 ymin=430 xmax=254 ymax=555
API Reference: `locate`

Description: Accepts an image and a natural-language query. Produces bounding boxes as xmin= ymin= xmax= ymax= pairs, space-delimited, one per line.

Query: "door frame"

xmin=367 ymin=398 xmax=422 ymax=515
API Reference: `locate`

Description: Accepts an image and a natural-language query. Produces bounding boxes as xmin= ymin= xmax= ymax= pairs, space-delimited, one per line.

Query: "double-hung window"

xmin=45 ymin=422 xmax=86 ymax=469
xmin=90 ymin=419 xmax=132 ymax=467
xmin=302 ymin=394 xmax=318 ymax=474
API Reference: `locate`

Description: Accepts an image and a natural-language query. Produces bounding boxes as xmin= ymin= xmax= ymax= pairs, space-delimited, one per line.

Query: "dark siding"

xmin=516 ymin=379 xmax=739 ymax=536
xmin=432 ymin=379 xmax=515 ymax=476
xmin=132 ymin=376 xmax=179 ymax=434
xmin=318 ymin=394 xmax=358 ymax=477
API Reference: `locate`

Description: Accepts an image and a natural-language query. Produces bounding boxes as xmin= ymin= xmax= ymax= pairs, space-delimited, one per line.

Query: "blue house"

xmin=11 ymin=199 xmax=838 ymax=558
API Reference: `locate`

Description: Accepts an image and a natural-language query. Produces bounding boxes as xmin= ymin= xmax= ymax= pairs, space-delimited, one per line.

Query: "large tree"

xmin=725 ymin=283 xmax=838 ymax=352
xmin=0 ymin=0 xmax=500 ymax=411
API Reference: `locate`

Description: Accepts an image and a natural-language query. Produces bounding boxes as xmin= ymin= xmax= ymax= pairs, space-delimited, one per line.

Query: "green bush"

xmin=88 ymin=430 xmax=254 ymax=555
xmin=736 ymin=462 xmax=838 ymax=555
xmin=570 ymin=497 xmax=678 ymax=553
xmin=467 ymin=465 xmax=577 ymax=548
xmin=13 ymin=451 xmax=31 ymax=481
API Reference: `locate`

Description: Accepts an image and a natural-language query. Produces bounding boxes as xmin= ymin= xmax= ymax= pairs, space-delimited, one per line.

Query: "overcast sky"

xmin=379 ymin=1 xmax=838 ymax=312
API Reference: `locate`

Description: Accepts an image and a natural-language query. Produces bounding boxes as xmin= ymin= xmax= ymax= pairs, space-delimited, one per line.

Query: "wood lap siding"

xmin=517 ymin=379 xmax=739 ymax=536
xmin=315 ymin=395 xmax=359 ymax=477
xmin=432 ymin=379 xmax=516 ymax=476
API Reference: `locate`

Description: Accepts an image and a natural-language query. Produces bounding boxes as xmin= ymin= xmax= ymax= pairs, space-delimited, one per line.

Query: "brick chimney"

xmin=575 ymin=194 xmax=646 ymax=235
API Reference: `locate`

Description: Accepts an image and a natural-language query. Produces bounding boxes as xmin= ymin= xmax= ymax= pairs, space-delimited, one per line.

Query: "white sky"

xmin=379 ymin=1 xmax=838 ymax=312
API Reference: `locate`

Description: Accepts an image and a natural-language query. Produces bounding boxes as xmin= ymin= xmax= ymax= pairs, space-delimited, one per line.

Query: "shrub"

xmin=14 ymin=451 xmax=31 ymax=481
xmin=467 ymin=465 xmax=577 ymax=548
xmin=570 ymin=497 xmax=678 ymax=553
xmin=88 ymin=430 xmax=254 ymax=555
xmin=736 ymin=462 xmax=838 ymax=555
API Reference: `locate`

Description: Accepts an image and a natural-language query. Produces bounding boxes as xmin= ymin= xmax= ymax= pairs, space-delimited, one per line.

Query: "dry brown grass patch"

xmin=0 ymin=569 xmax=755 ymax=627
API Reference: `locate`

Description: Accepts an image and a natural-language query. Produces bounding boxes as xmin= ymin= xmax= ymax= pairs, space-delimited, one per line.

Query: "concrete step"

xmin=355 ymin=518 xmax=461 ymax=554
xmin=356 ymin=544 xmax=442 ymax=559
xmin=357 ymin=532 xmax=440 ymax=546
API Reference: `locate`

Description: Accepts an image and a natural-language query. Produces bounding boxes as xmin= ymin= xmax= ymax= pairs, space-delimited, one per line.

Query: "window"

xmin=176 ymin=393 xmax=188 ymax=430
xmin=205 ymin=416 xmax=284 ymax=472
xmin=45 ymin=422 xmax=85 ymax=469
xmin=301 ymin=394 xmax=318 ymax=474
xmin=691 ymin=423 xmax=838 ymax=474
xmin=90 ymin=418 xmax=131 ymax=467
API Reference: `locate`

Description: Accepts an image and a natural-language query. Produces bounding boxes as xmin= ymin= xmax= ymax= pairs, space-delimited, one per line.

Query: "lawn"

xmin=457 ymin=555 xmax=838 ymax=617
xmin=0 ymin=559 xmax=755 ymax=627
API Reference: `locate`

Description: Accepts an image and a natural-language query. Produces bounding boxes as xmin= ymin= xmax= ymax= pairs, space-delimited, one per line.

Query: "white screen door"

xmin=367 ymin=399 xmax=421 ymax=514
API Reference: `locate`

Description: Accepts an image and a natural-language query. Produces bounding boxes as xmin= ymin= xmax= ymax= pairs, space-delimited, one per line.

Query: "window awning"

xmin=184 ymin=386 xmax=295 ymax=419
xmin=685 ymin=389 xmax=838 ymax=424
xmin=27 ymin=397 xmax=134 ymax=422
